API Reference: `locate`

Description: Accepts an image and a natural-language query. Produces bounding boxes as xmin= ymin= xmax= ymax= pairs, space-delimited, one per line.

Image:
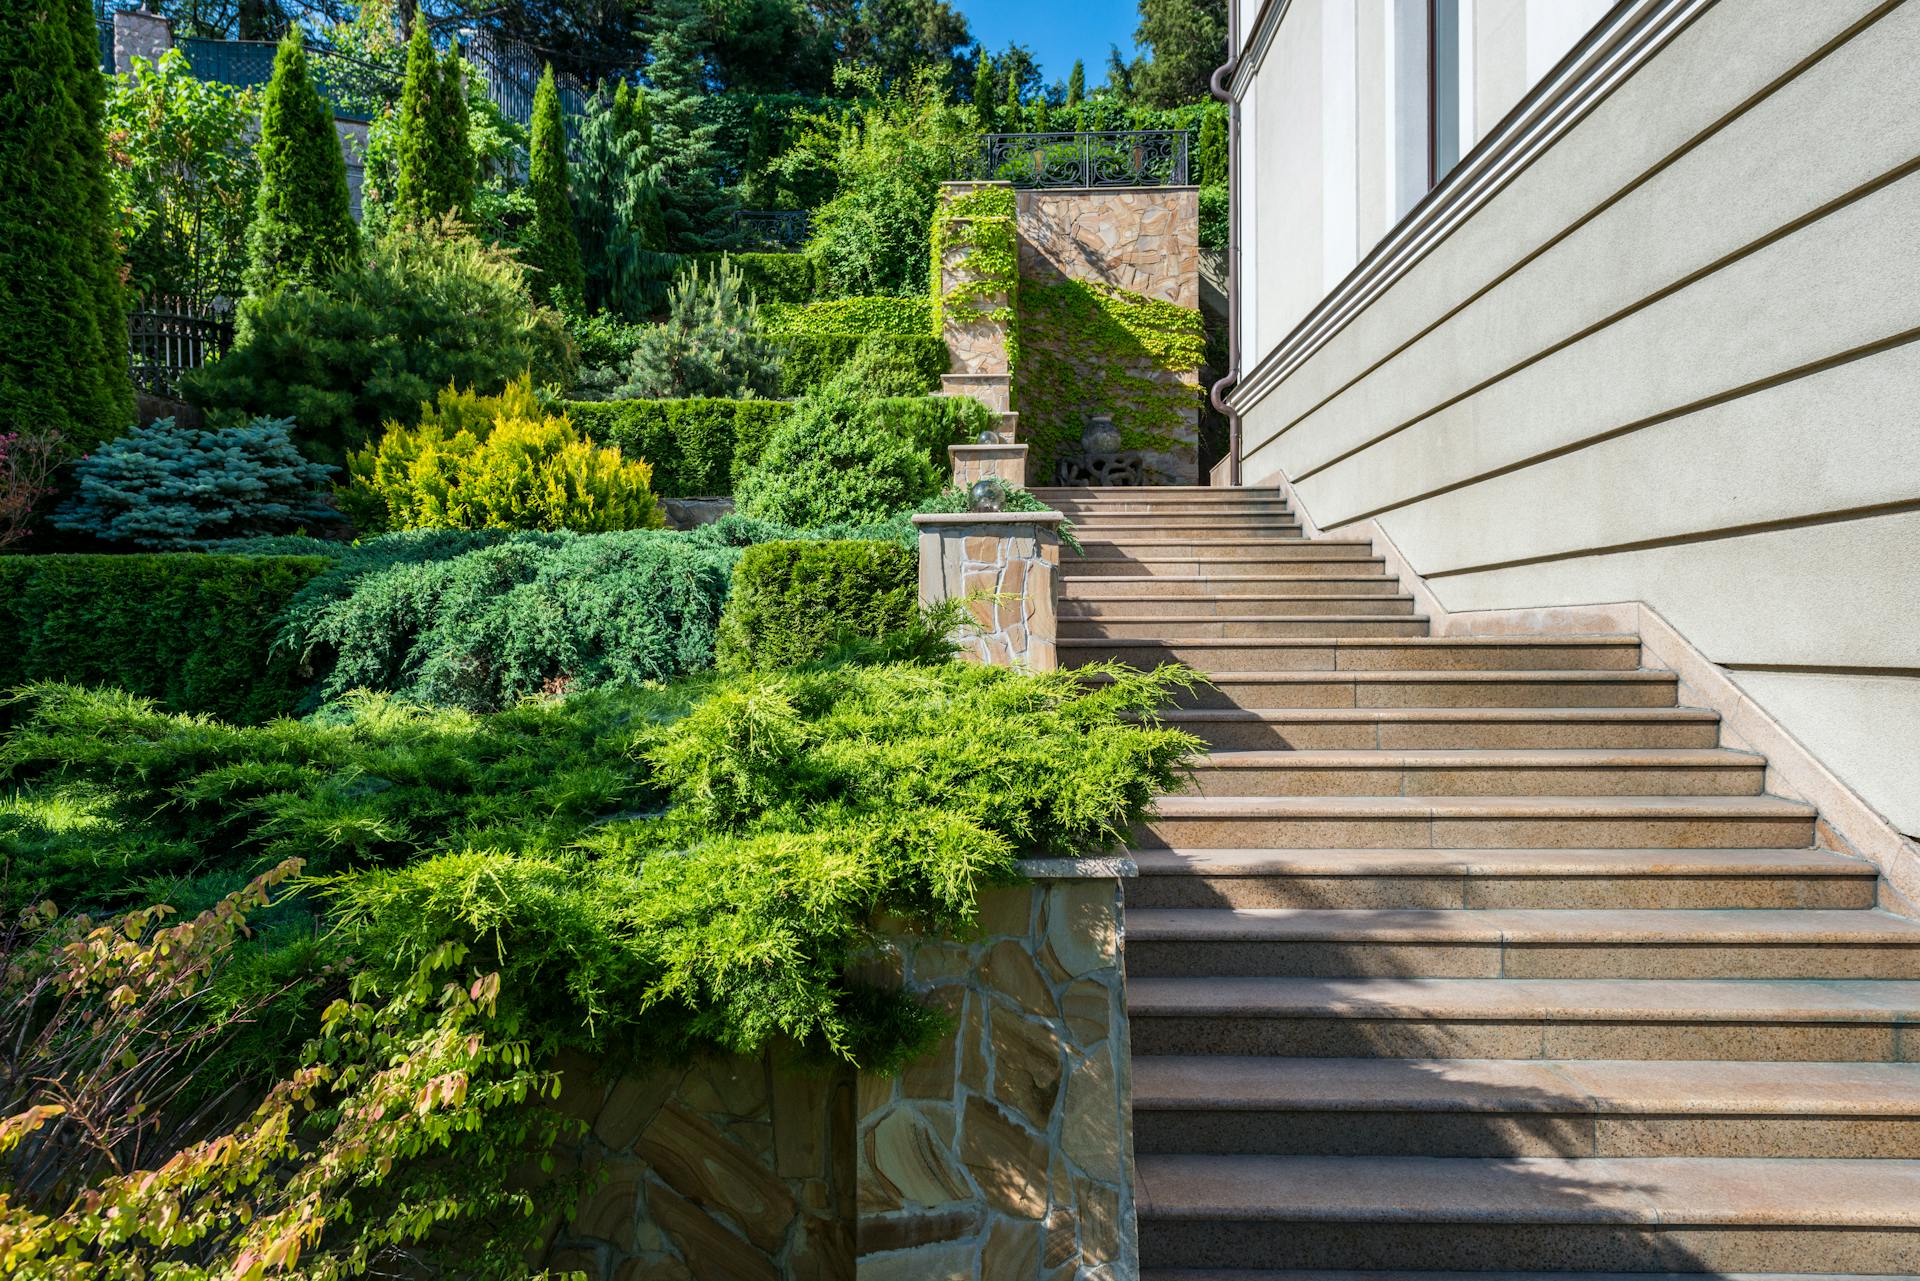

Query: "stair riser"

xmin=1170 ymin=679 xmax=1679 ymax=710
xmin=1070 ymin=643 xmax=1642 ymax=672
xmin=1064 ymin=619 xmax=1433 ymax=640
xmin=1182 ymin=764 xmax=1764 ymax=797
xmin=1049 ymin=503 xmax=1298 ymax=517
xmin=1132 ymin=1110 xmax=1920 ymax=1158
xmin=1068 ymin=558 xmax=1387 ymax=578
xmin=1136 ymin=1222 xmax=1920 ymax=1273
xmin=1126 ymin=1014 xmax=1910 ymax=1061
xmin=1062 ymin=597 xmax=1418 ymax=618
xmin=1073 ymin=525 xmax=1307 ymax=541
xmin=1125 ymin=939 xmax=1920 ymax=980
xmin=1172 ymin=720 xmax=1722 ymax=751
xmin=1135 ymin=815 xmax=1816 ymax=850
xmin=1125 ymin=873 xmax=1878 ymax=911
xmin=1064 ymin=578 xmax=1405 ymax=598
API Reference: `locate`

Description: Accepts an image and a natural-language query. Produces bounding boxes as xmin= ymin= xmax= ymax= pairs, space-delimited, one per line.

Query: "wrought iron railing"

xmin=969 ymin=130 xmax=1193 ymax=189
xmin=177 ymin=36 xmax=401 ymax=121
xmin=458 ymin=27 xmax=588 ymax=133
xmin=97 ymin=17 xmax=114 ymax=71
xmin=731 ymin=210 xmax=809 ymax=250
xmin=128 ymin=295 xmax=235 ymax=398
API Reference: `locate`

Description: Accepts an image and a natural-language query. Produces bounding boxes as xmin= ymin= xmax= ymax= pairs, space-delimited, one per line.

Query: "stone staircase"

xmin=1030 ymin=485 xmax=1920 ymax=1280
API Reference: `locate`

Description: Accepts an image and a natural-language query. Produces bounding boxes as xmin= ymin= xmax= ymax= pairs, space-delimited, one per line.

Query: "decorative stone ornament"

xmin=969 ymin=478 xmax=1008 ymax=512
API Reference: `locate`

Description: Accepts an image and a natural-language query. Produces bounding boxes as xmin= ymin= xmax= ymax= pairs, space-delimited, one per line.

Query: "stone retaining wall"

xmin=913 ymin=512 xmax=1064 ymax=671
xmin=1015 ymin=189 xmax=1201 ymax=310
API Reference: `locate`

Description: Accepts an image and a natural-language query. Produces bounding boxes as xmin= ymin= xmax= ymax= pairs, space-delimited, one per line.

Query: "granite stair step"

xmin=1131 ymin=1057 xmax=1920 ymax=1157
xmin=1068 ymin=556 xmax=1389 ymax=580
xmin=1126 ymin=846 xmax=1880 ymax=910
xmin=1062 ymin=615 xmax=1433 ymax=640
xmin=1145 ymin=1273 xmax=1920 ymax=1281
xmin=1134 ymin=1154 xmax=1920 ymax=1271
xmin=1063 ymin=576 xmax=1405 ymax=598
xmin=1061 ymin=595 xmax=1419 ymax=618
xmin=1143 ymin=670 xmax=1680 ymax=710
xmin=1155 ymin=707 xmax=1722 ymax=751
xmin=1049 ymin=502 xmax=1299 ymax=518
xmin=1126 ymin=975 xmax=1920 ymax=1060
xmin=1063 ymin=635 xmax=1643 ymax=672
xmin=1068 ymin=539 xmax=1373 ymax=563
xmin=1183 ymin=748 xmax=1765 ymax=797
xmin=1125 ymin=907 xmax=1920 ymax=979
xmin=1137 ymin=795 xmax=1816 ymax=850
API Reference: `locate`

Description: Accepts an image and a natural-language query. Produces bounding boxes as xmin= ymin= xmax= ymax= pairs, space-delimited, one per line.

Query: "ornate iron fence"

xmin=731 ymin=210 xmax=809 ymax=250
xmin=128 ymin=296 xmax=235 ymax=398
xmin=970 ymin=130 xmax=1193 ymax=189
xmin=97 ymin=17 xmax=114 ymax=71
xmin=458 ymin=27 xmax=588 ymax=132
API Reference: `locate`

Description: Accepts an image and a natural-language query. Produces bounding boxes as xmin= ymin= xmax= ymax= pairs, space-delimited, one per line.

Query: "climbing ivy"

xmin=929 ymin=184 xmax=1021 ymax=371
xmin=1017 ymin=279 xmax=1206 ymax=481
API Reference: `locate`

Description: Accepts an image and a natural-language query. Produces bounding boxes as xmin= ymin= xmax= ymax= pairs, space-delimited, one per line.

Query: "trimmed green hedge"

xmin=674 ymin=252 xmax=821 ymax=304
xmin=762 ymin=296 xmax=935 ymax=338
xmin=716 ymin=539 xmax=918 ymax=670
xmin=565 ymin=398 xmax=792 ymax=497
xmin=0 ymin=554 xmax=331 ymax=723
xmin=775 ymin=333 xmax=949 ymax=396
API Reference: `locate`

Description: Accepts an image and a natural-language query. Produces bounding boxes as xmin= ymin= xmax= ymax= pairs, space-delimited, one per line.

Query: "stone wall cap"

xmin=947 ymin=443 xmax=1028 ymax=456
xmin=1015 ymin=856 xmax=1138 ymax=880
xmin=912 ymin=511 xmax=1066 ymax=528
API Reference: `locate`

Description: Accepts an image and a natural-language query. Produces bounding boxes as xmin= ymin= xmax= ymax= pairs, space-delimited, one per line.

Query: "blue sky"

xmin=954 ymin=0 xmax=1141 ymax=89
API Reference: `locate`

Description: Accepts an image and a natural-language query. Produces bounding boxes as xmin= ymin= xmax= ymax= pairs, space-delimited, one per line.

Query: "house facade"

xmin=1216 ymin=0 xmax=1919 ymax=846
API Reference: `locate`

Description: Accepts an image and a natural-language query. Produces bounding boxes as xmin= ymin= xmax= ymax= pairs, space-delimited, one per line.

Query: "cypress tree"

xmin=1197 ymin=106 xmax=1228 ymax=188
xmin=574 ymin=79 xmax=666 ymax=317
xmin=642 ymin=0 xmax=733 ymax=250
xmin=972 ymin=49 xmax=996 ymax=131
xmin=0 ymin=0 xmax=132 ymax=446
xmin=246 ymin=29 xmax=359 ymax=296
xmin=525 ymin=65 xmax=585 ymax=307
xmin=1003 ymin=66 xmax=1022 ymax=129
xmin=1067 ymin=59 xmax=1085 ymax=107
xmin=393 ymin=12 xmax=474 ymax=225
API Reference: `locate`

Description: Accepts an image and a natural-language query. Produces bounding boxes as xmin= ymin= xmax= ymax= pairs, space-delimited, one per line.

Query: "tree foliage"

xmin=0 ymin=0 xmax=133 ymax=450
xmin=391 ymin=11 xmax=474 ymax=226
xmin=573 ymin=78 xmax=667 ymax=317
xmin=525 ymin=65 xmax=586 ymax=307
xmin=643 ymin=0 xmax=736 ymax=250
xmin=578 ymin=257 xmax=782 ymax=400
xmin=246 ymin=29 xmax=359 ymax=296
xmin=1135 ymin=0 xmax=1228 ymax=107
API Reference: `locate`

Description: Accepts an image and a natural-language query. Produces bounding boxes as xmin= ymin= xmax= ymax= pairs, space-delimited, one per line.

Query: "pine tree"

xmin=642 ymin=0 xmax=735 ymax=250
xmin=393 ymin=12 xmax=475 ymax=225
xmin=972 ymin=48 xmax=996 ymax=131
xmin=246 ymin=29 xmax=360 ymax=296
xmin=1067 ymin=59 xmax=1085 ymax=107
xmin=0 ymin=0 xmax=133 ymax=446
xmin=525 ymin=65 xmax=585 ymax=307
xmin=1197 ymin=106 xmax=1228 ymax=187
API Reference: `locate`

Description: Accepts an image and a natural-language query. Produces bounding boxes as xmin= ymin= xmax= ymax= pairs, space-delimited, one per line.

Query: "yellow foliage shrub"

xmin=343 ymin=376 xmax=662 ymax=533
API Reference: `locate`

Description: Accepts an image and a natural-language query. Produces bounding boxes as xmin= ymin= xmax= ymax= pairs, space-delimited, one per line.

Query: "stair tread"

xmin=1127 ymin=907 xmax=1920 ymax=945
xmin=1160 ymin=708 xmax=1719 ymax=722
xmin=1094 ymin=669 xmax=1677 ymax=684
xmin=1149 ymin=794 xmax=1816 ymax=818
xmin=1064 ymin=614 xmax=1430 ymax=624
xmin=1144 ymin=1273 xmax=1920 ymax=1281
xmin=1067 ymin=635 xmax=1641 ymax=648
xmin=1128 ymin=846 xmax=1877 ymax=877
xmin=1135 ymin=1153 xmax=1920 ymax=1225
xmin=1194 ymin=748 xmax=1762 ymax=768
xmin=1131 ymin=1056 xmax=1920 ymax=1114
xmin=1127 ymin=976 xmax=1920 ymax=1021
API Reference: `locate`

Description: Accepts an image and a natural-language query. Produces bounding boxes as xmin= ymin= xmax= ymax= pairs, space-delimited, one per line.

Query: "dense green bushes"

xmin=0 ymin=554 xmax=330 ymax=724
xmin=762 ymin=296 xmax=934 ymax=337
xmin=736 ymin=387 xmax=941 ymax=527
xmin=675 ymin=251 xmax=820 ymax=303
xmin=563 ymin=397 xmax=789 ymax=497
xmin=717 ymin=539 xmax=917 ymax=669
xmin=776 ymin=332 xmax=947 ymax=396
xmin=577 ymin=257 xmax=782 ymax=400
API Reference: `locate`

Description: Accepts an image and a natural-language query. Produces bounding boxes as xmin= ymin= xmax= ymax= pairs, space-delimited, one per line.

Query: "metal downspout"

xmin=1208 ymin=13 xmax=1242 ymax=487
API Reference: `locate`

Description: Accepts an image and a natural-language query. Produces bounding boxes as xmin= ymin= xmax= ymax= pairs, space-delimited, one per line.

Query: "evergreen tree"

xmin=1197 ymin=106 xmax=1228 ymax=187
xmin=972 ymin=48 xmax=996 ymax=131
xmin=525 ymin=65 xmax=585 ymax=307
xmin=574 ymin=79 xmax=666 ymax=317
xmin=0 ymin=0 xmax=132 ymax=447
xmin=1067 ymin=59 xmax=1085 ymax=107
xmin=1104 ymin=44 xmax=1137 ymax=101
xmin=742 ymin=99 xmax=776 ymax=208
xmin=393 ymin=12 xmax=475 ymax=225
xmin=1002 ymin=63 xmax=1022 ymax=128
xmin=246 ymin=29 xmax=359 ymax=296
xmin=1136 ymin=0 xmax=1228 ymax=107
xmin=643 ymin=0 xmax=735 ymax=250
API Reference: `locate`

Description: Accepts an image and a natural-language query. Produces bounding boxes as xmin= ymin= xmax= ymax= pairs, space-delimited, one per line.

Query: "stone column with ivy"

xmin=931 ymin=182 xmax=1021 ymax=414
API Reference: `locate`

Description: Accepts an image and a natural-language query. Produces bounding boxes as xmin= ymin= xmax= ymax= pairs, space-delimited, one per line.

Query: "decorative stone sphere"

xmin=976 ymin=428 xmax=1000 ymax=445
xmin=969 ymin=478 xmax=1008 ymax=512
xmin=1082 ymin=416 xmax=1122 ymax=456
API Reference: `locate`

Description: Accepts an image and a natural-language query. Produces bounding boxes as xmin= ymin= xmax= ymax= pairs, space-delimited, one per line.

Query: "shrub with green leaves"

xmin=775 ymin=332 xmax=947 ymax=397
xmin=761 ymin=296 xmax=934 ymax=338
xmin=342 ymin=377 xmax=661 ymax=534
xmin=577 ymin=257 xmax=781 ymax=401
xmin=735 ymin=386 xmax=941 ymax=527
xmin=0 ymin=554 xmax=328 ymax=725
xmin=717 ymin=539 xmax=918 ymax=670
xmin=564 ymin=397 xmax=791 ymax=497
xmin=52 ymin=416 xmax=335 ymax=548
xmin=185 ymin=221 xmax=574 ymax=464
xmin=390 ymin=16 xmax=474 ymax=225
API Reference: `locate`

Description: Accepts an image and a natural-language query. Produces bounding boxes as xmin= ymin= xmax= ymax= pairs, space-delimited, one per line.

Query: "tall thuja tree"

xmin=1066 ymin=59 xmax=1085 ymax=107
xmin=393 ymin=13 xmax=474 ymax=225
xmin=574 ymin=79 xmax=666 ymax=317
xmin=524 ymin=65 xmax=584 ymax=307
xmin=971 ymin=47 xmax=995 ymax=131
xmin=0 ymin=0 xmax=132 ymax=448
xmin=246 ymin=29 xmax=359 ymax=295
xmin=643 ymin=0 xmax=734 ymax=249
xmin=1197 ymin=105 xmax=1228 ymax=188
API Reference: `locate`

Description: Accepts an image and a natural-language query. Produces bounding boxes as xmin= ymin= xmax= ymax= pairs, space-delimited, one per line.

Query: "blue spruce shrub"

xmin=54 ymin=416 xmax=336 ymax=548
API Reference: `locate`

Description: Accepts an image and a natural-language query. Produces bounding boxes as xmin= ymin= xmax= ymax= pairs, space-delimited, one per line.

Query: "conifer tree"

xmin=525 ymin=65 xmax=585 ymax=307
xmin=574 ymin=79 xmax=666 ymax=316
xmin=972 ymin=48 xmax=996 ymax=131
xmin=246 ymin=29 xmax=360 ymax=296
xmin=642 ymin=0 xmax=734 ymax=249
xmin=1067 ymin=59 xmax=1085 ymax=107
xmin=1197 ymin=106 xmax=1228 ymax=187
xmin=0 ymin=0 xmax=132 ymax=446
xmin=1003 ymin=65 xmax=1022 ymax=128
xmin=393 ymin=12 xmax=475 ymax=225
